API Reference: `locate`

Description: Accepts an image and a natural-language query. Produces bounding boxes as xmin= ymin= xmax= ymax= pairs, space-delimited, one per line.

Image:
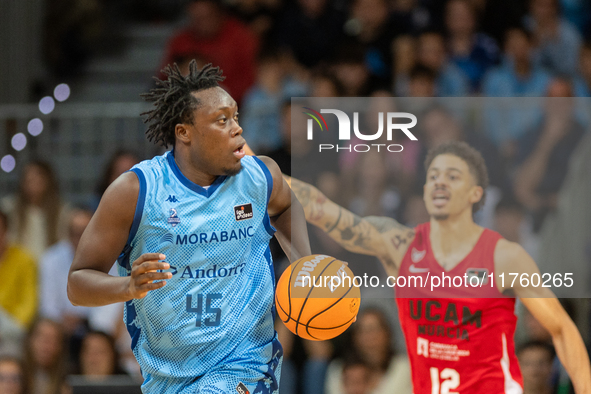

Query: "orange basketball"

xmin=275 ymin=254 xmax=361 ymax=341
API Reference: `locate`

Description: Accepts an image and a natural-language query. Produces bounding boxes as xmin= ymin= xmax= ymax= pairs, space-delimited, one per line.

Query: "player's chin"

xmin=222 ymin=161 xmax=242 ymax=176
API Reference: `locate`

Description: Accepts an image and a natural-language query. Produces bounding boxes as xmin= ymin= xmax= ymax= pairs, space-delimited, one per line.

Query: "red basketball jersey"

xmin=396 ymin=223 xmax=523 ymax=394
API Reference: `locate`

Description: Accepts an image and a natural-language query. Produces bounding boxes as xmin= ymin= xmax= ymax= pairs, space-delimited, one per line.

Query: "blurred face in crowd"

xmin=409 ymin=75 xmax=436 ymax=97
xmin=418 ymin=33 xmax=446 ymax=71
xmin=0 ymin=359 xmax=23 ymax=394
xmin=424 ymin=154 xmax=482 ymax=221
xmin=298 ymin=0 xmax=328 ymax=19
xmin=445 ymin=0 xmax=476 ymax=36
xmin=311 ymin=76 xmax=340 ymax=97
xmin=518 ymin=346 xmax=554 ymax=392
xmin=80 ymin=333 xmax=117 ymax=378
xmin=333 ymin=62 xmax=369 ymax=96
xmin=22 ymin=163 xmax=50 ymax=205
xmin=530 ymin=0 xmax=559 ymax=23
xmin=109 ymin=153 xmax=139 ymax=185
xmin=352 ymin=0 xmax=389 ymax=32
xmin=30 ymin=320 xmax=63 ymax=370
xmin=353 ymin=312 xmax=391 ymax=367
xmin=188 ymin=1 xmax=223 ymax=37
xmin=69 ymin=210 xmax=93 ymax=251
xmin=545 ymin=79 xmax=574 ymax=117
xmin=505 ymin=29 xmax=531 ymax=64
xmin=422 ymin=110 xmax=462 ymax=148
xmin=343 ymin=364 xmax=371 ymax=394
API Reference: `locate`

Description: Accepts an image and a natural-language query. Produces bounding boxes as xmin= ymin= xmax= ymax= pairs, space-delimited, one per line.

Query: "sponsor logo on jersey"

xmin=234 ymin=203 xmax=253 ymax=221
xmin=411 ymin=248 xmax=426 ymax=263
xmin=167 ymin=208 xmax=181 ymax=227
xmin=175 ymin=226 xmax=254 ymax=245
xmin=179 ymin=262 xmax=245 ymax=279
xmin=165 ymin=195 xmax=180 ymax=203
xmin=466 ymin=268 xmax=489 ymax=285
xmin=158 ymin=233 xmax=174 ymax=246
xmin=409 ymin=300 xmax=482 ymax=341
xmin=236 ymin=382 xmax=250 ymax=394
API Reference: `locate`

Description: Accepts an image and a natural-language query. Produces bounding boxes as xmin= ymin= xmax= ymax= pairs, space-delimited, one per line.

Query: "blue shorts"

xmin=140 ymin=356 xmax=282 ymax=394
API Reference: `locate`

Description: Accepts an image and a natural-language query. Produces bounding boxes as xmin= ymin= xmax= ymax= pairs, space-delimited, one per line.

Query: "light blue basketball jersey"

xmin=117 ymin=151 xmax=282 ymax=389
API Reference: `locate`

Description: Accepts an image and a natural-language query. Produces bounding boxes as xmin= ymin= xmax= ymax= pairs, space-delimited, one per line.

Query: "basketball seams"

xmin=294 ymin=258 xmax=338 ymax=335
xmin=283 ymin=257 xmax=306 ymax=324
xmin=305 ymin=284 xmax=356 ymax=339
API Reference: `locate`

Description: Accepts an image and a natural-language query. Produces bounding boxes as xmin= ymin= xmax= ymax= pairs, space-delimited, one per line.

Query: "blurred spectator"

xmin=224 ymin=0 xmax=282 ymax=37
xmin=266 ymin=101 xmax=293 ymax=174
xmin=407 ymin=64 xmax=437 ymax=97
xmin=559 ymin=0 xmax=591 ymax=35
xmin=0 ymin=161 xmax=70 ymax=260
xmin=275 ymin=0 xmax=346 ymax=68
xmin=536 ymin=128 xmax=591 ymax=299
xmin=341 ymin=360 xmax=371 ymax=394
xmin=398 ymin=32 xmax=469 ymax=96
xmin=342 ymin=0 xmax=397 ymax=86
xmin=517 ymin=341 xmax=556 ymax=394
xmin=325 ymin=308 xmax=412 ymax=394
xmin=160 ymin=0 xmax=259 ymax=103
xmin=480 ymin=0 xmax=528 ymax=45
xmin=482 ymin=27 xmax=552 ymax=97
xmin=0 ymin=210 xmax=38 ymax=330
xmin=0 ymin=356 xmax=29 ymax=394
xmin=39 ymin=208 xmax=93 ymax=333
xmin=93 ymin=150 xmax=140 ymax=209
xmin=348 ymin=152 xmax=400 ymax=218
xmin=493 ymin=197 xmax=540 ymax=259
xmin=330 ymin=44 xmax=373 ymax=96
xmin=525 ymin=0 xmax=582 ymax=77
xmin=310 ymin=69 xmax=345 ymax=97
xmin=445 ymin=0 xmax=500 ymax=91
xmin=513 ymin=79 xmax=586 ymax=232
xmin=573 ymin=41 xmax=591 ymax=97
xmin=301 ymin=339 xmax=334 ymax=394
xmin=24 ymin=319 xmax=67 ymax=394
xmin=275 ymin=321 xmax=297 ymax=394
xmin=416 ymin=105 xmax=509 ymax=193
xmin=44 ymin=0 xmax=104 ymax=78
xmin=390 ymin=0 xmax=439 ymax=36
xmin=241 ymin=47 xmax=308 ymax=153
xmin=392 ymin=35 xmax=416 ymax=94
xmin=75 ymin=331 xmax=127 ymax=379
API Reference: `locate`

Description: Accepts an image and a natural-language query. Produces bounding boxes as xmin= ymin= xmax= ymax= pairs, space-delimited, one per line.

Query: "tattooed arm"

xmin=287 ymin=176 xmax=415 ymax=275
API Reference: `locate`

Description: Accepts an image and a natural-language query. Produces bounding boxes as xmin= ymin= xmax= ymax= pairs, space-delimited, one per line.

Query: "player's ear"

xmin=469 ymin=185 xmax=484 ymax=205
xmin=175 ymin=123 xmax=191 ymax=145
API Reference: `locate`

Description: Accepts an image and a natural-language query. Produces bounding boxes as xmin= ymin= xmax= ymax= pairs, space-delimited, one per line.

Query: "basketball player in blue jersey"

xmin=67 ymin=62 xmax=311 ymax=394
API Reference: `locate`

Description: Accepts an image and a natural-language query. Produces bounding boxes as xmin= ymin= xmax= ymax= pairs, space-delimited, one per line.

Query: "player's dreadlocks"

xmin=140 ymin=61 xmax=225 ymax=148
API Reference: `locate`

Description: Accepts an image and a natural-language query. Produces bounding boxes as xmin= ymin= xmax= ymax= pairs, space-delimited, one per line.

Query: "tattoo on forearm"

xmin=365 ymin=216 xmax=408 ymax=233
xmin=325 ymin=207 xmax=342 ymax=233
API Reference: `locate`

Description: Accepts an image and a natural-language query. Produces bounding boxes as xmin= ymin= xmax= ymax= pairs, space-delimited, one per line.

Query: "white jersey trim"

xmin=500 ymin=333 xmax=523 ymax=394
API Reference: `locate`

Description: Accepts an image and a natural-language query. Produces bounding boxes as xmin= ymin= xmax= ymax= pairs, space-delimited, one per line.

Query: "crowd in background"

xmin=2 ymin=0 xmax=591 ymax=393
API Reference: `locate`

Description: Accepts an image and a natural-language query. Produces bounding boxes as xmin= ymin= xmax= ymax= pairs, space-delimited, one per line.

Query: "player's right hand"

xmin=127 ymin=253 xmax=171 ymax=299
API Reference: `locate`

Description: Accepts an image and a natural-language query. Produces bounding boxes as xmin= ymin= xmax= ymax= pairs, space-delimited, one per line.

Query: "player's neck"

xmin=173 ymin=150 xmax=217 ymax=187
xmin=429 ymin=211 xmax=481 ymax=256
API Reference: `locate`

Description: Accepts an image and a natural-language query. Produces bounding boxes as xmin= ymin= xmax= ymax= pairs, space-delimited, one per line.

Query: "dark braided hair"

xmin=141 ymin=61 xmax=225 ymax=148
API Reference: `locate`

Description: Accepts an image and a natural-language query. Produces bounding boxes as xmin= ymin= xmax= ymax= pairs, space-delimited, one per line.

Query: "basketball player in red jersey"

xmin=285 ymin=141 xmax=591 ymax=394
